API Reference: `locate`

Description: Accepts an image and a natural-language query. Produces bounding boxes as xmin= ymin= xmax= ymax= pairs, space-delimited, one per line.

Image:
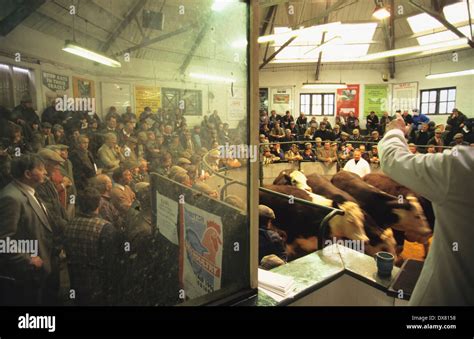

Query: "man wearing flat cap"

xmin=47 ymin=144 xmax=76 ymax=218
xmin=11 ymin=95 xmax=40 ymax=128
xmin=35 ymin=148 xmax=69 ymax=305
xmin=449 ymin=133 xmax=469 ymax=147
xmin=258 ymin=205 xmax=286 ymax=265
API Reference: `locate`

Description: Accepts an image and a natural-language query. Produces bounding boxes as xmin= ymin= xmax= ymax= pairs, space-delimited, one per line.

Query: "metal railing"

xmin=259 ymin=186 xmax=344 ymax=250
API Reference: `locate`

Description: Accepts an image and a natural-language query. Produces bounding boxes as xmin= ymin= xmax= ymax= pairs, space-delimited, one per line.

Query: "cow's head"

xmin=364 ymin=228 xmax=397 ymax=258
xmin=329 ymin=201 xmax=369 ymax=242
xmin=391 ymin=195 xmax=432 ymax=244
xmin=289 ymin=170 xmax=312 ymax=192
xmin=273 ymin=170 xmax=312 ymax=192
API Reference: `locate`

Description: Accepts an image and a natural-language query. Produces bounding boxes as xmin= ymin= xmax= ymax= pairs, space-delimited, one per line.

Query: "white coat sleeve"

xmin=378 ymin=129 xmax=452 ymax=203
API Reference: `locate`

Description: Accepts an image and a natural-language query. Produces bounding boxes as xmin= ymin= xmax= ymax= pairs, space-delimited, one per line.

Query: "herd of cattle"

xmin=259 ymin=169 xmax=435 ymax=265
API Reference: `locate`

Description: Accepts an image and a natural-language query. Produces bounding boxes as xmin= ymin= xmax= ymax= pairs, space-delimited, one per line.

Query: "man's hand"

xmin=30 ymin=256 xmax=44 ymax=270
xmin=386 ymin=113 xmax=409 ymax=135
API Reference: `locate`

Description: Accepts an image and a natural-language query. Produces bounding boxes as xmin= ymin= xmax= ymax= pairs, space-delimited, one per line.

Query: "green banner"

xmin=364 ymin=84 xmax=388 ymax=117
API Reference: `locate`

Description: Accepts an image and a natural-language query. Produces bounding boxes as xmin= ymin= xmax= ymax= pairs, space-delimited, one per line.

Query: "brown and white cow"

xmin=331 ymin=171 xmax=432 ymax=244
xmin=305 ymin=172 xmax=397 ymax=258
xmin=273 ymin=170 xmax=368 ymax=243
xmin=260 ymin=184 xmax=367 ymax=260
xmin=362 ymin=172 xmax=435 ymax=257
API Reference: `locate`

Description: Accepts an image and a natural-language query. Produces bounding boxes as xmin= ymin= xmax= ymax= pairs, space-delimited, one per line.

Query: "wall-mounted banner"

xmin=364 ymin=84 xmax=388 ymax=116
xmin=270 ymin=88 xmax=292 ymax=114
xmin=228 ymin=86 xmax=246 ymax=121
xmin=392 ymin=82 xmax=418 ymax=113
xmin=336 ymin=84 xmax=359 ymax=118
xmin=183 ymin=204 xmax=223 ymax=299
xmin=42 ymin=72 xmax=69 ymax=92
xmin=135 ymin=85 xmax=161 ymax=114
xmin=72 ymin=76 xmax=95 ymax=99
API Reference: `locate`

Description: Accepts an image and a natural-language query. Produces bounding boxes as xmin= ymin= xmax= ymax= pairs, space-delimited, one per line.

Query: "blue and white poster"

xmin=183 ymin=204 xmax=223 ymax=298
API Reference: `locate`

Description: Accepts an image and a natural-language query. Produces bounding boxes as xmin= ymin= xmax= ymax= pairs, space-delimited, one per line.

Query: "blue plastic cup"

xmin=375 ymin=251 xmax=394 ymax=277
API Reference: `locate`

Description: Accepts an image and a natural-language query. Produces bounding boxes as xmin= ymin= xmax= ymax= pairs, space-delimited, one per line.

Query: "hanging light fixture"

xmin=62 ymin=40 xmax=122 ymax=67
xmin=426 ymin=69 xmax=474 ymax=79
xmin=373 ymin=1 xmax=390 ymax=20
xmin=62 ymin=5 xmax=121 ymax=68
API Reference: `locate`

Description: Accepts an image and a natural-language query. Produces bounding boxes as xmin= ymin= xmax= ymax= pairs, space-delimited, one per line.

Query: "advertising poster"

xmin=364 ymin=84 xmax=388 ymax=116
xmin=134 ymin=85 xmax=161 ymax=114
xmin=336 ymin=84 xmax=359 ymax=118
xmin=42 ymin=72 xmax=69 ymax=92
xmin=270 ymin=87 xmax=292 ymax=114
xmin=155 ymin=192 xmax=179 ymax=245
xmin=72 ymin=76 xmax=95 ymax=99
xmin=182 ymin=204 xmax=223 ymax=299
xmin=392 ymin=82 xmax=418 ymax=112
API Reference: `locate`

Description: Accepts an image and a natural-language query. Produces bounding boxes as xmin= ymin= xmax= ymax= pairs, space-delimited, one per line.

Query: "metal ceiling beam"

xmin=0 ymin=0 xmax=47 ymax=36
xmin=113 ymin=21 xmax=198 ymax=57
xmin=260 ymin=0 xmax=350 ymax=69
xmin=179 ymin=14 xmax=213 ymax=74
xmin=101 ymin=0 xmax=147 ymax=52
xmin=381 ymin=0 xmax=396 ymax=78
xmin=408 ymin=0 xmax=474 ymax=48
xmin=315 ymin=31 xmax=326 ymax=80
xmin=315 ymin=0 xmax=330 ymax=80
xmin=134 ymin=17 xmax=146 ymax=39
xmin=260 ymin=5 xmax=277 ymax=36
xmin=297 ymin=0 xmax=350 ymax=28
xmin=33 ymin=10 xmax=106 ymax=44
xmin=259 ymin=36 xmax=296 ymax=69
xmin=259 ymin=0 xmax=290 ymax=8
xmin=263 ymin=5 xmax=278 ymax=61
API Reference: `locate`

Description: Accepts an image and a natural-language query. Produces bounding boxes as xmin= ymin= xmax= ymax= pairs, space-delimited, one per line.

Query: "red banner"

xmin=336 ymin=84 xmax=360 ymax=118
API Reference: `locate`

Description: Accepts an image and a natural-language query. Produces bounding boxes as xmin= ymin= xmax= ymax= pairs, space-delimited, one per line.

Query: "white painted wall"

xmin=260 ymin=52 xmax=474 ymax=129
xmin=0 ymin=25 xmax=247 ymax=128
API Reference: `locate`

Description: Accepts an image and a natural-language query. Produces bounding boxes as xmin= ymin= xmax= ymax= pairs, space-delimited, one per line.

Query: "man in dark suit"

xmin=69 ymin=134 xmax=98 ymax=191
xmin=0 ymin=154 xmax=53 ymax=305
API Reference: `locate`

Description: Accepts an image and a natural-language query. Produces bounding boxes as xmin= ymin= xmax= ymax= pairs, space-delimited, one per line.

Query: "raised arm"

xmin=379 ymin=127 xmax=451 ymax=204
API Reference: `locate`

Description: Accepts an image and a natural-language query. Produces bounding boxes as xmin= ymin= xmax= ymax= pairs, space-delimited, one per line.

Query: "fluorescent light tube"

xmin=426 ymin=69 xmax=474 ymax=79
xmin=189 ymin=72 xmax=235 ymax=83
xmin=359 ymin=38 xmax=469 ymax=61
xmin=373 ymin=6 xmax=390 ymax=20
xmin=12 ymin=66 xmax=29 ymax=73
xmin=302 ymin=82 xmax=347 ymax=89
xmin=62 ymin=40 xmax=121 ymax=67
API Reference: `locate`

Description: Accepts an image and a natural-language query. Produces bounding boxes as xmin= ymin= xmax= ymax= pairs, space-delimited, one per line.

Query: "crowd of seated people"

xmin=0 ymin=97 xmax=247 ymax=306
xmin=258 ymin=108 xmax=474 ymax=171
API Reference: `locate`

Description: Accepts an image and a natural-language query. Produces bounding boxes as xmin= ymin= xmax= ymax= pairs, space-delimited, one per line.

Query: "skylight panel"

xmin=407 ymin=13 xmax=443 ymax=33
xmin=443 ymin=1 xmax=474 ymax=24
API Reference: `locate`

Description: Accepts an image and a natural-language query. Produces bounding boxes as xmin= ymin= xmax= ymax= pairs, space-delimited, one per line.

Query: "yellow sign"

xmin=135 ymin=85 xmax=161 ymax=113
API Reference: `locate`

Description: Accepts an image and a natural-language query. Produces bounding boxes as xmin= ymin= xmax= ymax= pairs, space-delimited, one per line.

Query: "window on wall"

xmin=420 ymin=87 xmax=456 ymax=115
xmin=300 ymin=93 xmax=335 ymax=116
xmin=0 ymin=64 xmax=34 ymax=110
